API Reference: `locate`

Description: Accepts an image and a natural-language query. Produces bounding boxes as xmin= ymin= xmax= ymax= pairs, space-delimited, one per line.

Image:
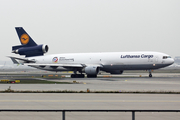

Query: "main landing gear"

xmin=70 ymin=74 xmax=98 ymax=78
xmin=71 ymin=70 xmax=98 ymax=78
xmin=71 ymin=74 xmax=85 ymax=78
xmin=87 ymin=75 xmax=97 ymax=78
xmin=148 ymin=70 xmax=152 ymax=78
xmin=71 ymin=70 xmax=85 ymax=78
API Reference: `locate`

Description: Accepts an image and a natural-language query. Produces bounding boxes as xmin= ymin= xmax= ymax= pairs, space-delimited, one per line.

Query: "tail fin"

xmin=15 ymin=27 xmax=37 ymax=46
xmin=12 ymin=27 xmax=49 ymax=57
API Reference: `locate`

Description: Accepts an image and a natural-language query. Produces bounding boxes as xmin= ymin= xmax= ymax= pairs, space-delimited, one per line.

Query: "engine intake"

xmin=84 ymin=66 xmax=100 ymax=75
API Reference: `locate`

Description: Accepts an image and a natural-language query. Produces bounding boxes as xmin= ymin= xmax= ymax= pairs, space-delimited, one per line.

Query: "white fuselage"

xmin=26 ymin=51 xmax=174 ymax=73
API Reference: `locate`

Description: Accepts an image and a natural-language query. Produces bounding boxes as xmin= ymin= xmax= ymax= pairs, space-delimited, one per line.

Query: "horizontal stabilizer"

xmin=8 ymin=56 xmax=36 ymax=63
xmin=10 ymin=57 xmax=19 ymax=64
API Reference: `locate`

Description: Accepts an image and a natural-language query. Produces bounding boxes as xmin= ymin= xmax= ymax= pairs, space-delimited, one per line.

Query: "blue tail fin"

xmin=12 ymin=27 xmax=49 ymax=57
xmin=15 ymin=27 xmax=37 ymax=46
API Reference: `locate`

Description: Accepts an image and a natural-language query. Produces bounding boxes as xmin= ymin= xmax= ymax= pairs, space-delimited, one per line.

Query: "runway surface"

xmin=0 ymin=93 xmax=180 ymax=120
xmin=0 ymin=73 xmax=180 ymax=92
xmin=0 ymin=73 xmax=180 ymax=120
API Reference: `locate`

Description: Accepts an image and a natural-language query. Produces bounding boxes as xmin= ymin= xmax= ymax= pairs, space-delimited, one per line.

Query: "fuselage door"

xmin=155 ymin=56 xmax=158 ymax=63
xmin=148 ymin=57 xmax=153 ymax=62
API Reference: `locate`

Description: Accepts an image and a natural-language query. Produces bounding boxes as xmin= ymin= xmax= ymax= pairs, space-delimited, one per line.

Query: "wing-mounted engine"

xmin=84 ymin=66 xmax=100 ymax=78
xmin=12 ymin=44 xmax=49 ymax=57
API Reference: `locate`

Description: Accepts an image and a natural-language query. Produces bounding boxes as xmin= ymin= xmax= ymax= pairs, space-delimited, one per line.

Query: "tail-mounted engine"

xmin=12 ymin=44 xmax=49 ymax=57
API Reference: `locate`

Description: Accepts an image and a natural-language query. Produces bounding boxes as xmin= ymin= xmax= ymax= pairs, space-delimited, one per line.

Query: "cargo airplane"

xmin=9 ymin=27 xmax=174 ymax=78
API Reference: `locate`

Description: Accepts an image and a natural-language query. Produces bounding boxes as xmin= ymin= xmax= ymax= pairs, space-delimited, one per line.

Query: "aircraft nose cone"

xmin=169 ymin=58 xmax=174 ymax=65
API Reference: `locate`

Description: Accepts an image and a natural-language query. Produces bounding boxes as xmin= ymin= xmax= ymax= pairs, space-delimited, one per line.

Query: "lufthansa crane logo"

xmin=20 ymin=34 xmax=29 ymax=45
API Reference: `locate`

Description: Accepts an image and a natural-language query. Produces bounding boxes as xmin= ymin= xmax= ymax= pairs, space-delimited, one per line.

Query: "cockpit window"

xmin=163 ymin=56 xmax=167 ymax=59
xmin=163 ymin=56 xmax=171 ymax=59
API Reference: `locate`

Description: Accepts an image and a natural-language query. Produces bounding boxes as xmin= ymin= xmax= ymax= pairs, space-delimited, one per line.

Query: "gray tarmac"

xmin=0 ymin=93 xmax=180 ymax=120
xmin=0 ymin=72 xmax=180 ymax=120
xmin=0 ymin=73 xmax=180 ymax=92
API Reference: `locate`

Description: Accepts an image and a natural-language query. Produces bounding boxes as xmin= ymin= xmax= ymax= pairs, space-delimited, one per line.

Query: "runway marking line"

xmin=0 ymin=100 xmax=180 ymax=103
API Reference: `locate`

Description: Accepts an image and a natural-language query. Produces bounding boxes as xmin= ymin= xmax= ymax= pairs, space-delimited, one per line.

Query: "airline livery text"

xmin=121 ymin=54 xmax=153 ymax=59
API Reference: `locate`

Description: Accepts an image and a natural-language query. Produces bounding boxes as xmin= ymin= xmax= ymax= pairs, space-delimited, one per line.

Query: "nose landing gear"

xmin=148 ymin=70 xmax=152 ymax=77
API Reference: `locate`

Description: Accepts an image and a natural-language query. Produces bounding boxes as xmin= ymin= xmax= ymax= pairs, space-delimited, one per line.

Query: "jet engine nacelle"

xmin=84 ymin=66 xmax=100 ymax=75
xmin=12 ymin=44 xmax=48 ymax=57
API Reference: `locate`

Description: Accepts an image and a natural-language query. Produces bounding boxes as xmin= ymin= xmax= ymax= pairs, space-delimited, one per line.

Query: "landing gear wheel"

xmin=80 ymin=74 xmax=85 ymax=78
xmin=71 ymin=74 xmax=85 ymax=78
xmin=71 ymin=74 xmax=75 ymax=78
xmin=87 ymin=75 xmax=97 ymax=78
xmin=148 ymin=70 xmax=153 ymax=78
xmin=149 ymin=74 xmax=152 ymax=78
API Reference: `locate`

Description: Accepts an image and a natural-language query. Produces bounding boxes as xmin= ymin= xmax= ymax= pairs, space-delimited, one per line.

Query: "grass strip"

xmin=0 ymin=80 xmax=71 ymax=84
xmin=0 ymin=89 xmax=180 ymax=94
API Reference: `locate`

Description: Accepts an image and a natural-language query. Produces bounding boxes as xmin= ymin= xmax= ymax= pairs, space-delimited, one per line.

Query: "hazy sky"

xmin=0 ymin=0 xmax=180 ymax=61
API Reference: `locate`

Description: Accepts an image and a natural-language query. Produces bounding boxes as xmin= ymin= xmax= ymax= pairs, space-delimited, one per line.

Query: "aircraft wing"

xmin=26 ymin=63 xmax=84 ymax=68
xmin=8 ymin=56 xmax=103 ymax=68
xmin=26 ymin=63 xmax=103 ymax=68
